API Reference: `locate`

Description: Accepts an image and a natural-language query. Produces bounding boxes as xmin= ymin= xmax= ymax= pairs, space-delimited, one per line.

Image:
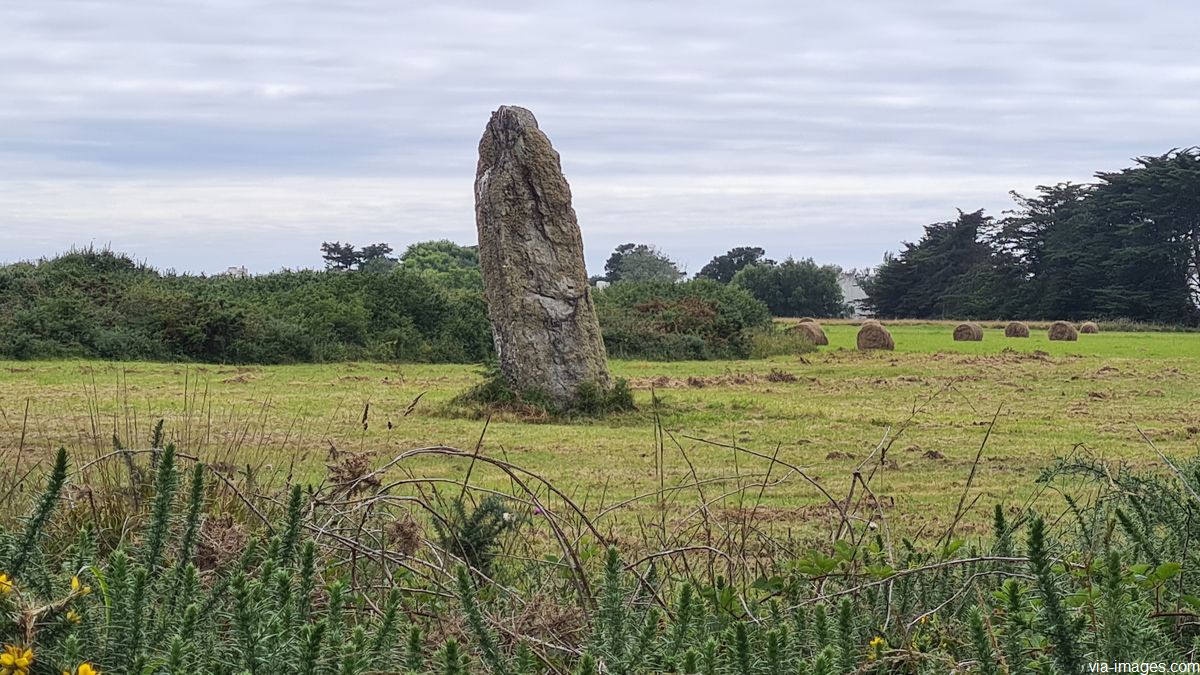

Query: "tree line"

xmin=0 ymin=239 xmax=835 ymax=364
xmin=597 ymin=243 xmax=848 ymax=318
xmin=862 ymin=148 xmax=1200 ymax=324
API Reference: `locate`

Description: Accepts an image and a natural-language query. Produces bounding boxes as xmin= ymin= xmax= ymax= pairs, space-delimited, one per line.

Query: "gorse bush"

xmin=4 ymin=424 xmax=1200 ymax=673
xmin=594 ymin=279 xmax=772 ymax=360
xmin=0 ymin=247 xmax=493 ymax=364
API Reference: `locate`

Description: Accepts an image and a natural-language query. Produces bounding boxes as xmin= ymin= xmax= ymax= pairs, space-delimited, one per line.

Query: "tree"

xmin=860 ymin=210 xmax=1005 ymax=319
xmin=399 ymin=240 xmax=481 ymax=289
xmin=1083 ymin=150 xmax=1200 ymax=323
xmin=320 ymin=242 xmax=359 ymax=271
xmin=989 ymin=149 xmax=1200 ymax=323
xmin=731 ymin=258 xmax=845 ymax=317
xmin=695 ymin=246 xmax=774 ymax=283
xmin=602 ymin=243 xmax=684 ymax=284
xmin=991 ymin=183 xmax=1093 ymax=318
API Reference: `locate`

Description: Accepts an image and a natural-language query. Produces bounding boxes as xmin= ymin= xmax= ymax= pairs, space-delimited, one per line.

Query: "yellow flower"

xmin=66 ymin=610 xmax=82 ymax=624
xmin=0 ymin=574 xmax=12 ymax=595
xmin=868 ymin=635 xmax=886 ymax=660
xmin=0 ymin=644 xmax=33 ymax=675
xmin=69 ymin=577 xmax=90 ymax=595
xmin=63 ymin=663 xmax=100 ymax=675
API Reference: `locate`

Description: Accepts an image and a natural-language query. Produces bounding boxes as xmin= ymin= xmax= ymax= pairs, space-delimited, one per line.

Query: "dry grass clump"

xmin=1049 ymin=320 xmax=1079 ymax=341
xmin=786 ymin=321 xmax=828 ymax=346
xmin=765 ymin=368 xmax=799 ymax=383
xmin=953 ymin=322 xmax=984 ymax=341
xmin=1004 ymin=321 xmax=1030 ymax=338
xmin=857 ymin=322 xmax=894 ymax=351
xmin=1080 ymin=321 xmax=1100 ymax=334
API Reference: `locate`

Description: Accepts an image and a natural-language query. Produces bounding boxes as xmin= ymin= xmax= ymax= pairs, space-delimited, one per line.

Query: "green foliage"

xmin=601 ymin=243 xmax=684 ymax=284
xmin=7 ymin=425 xmax=1200 ymax=674
xmin=433 ymin=496 xmax=521 ymax=575
xmin=695 ymin=247 xmax=772 ymax=284
xmin=731 ymin=258 xmax=846 ymax=318
xmin=399 ymin=240 xmax=482 ymax=290
xmin=595 ymin=279 xmax=771 ymax=360
xmin=867 ymin=149 xmax=1200 ymax=324
xmin=320 ymin=241 xmax=396 ymax=271
xmin=747 ymin=327 xmax=818 ymax=358
xmin=9 ymin=447 xmax=68 ymax=578
xmin=1027 ymin=516 xmax=1082 ymax=674
xmin=0 ymin=246 xmax=491 ymax=364
xmin=861 ymin=210 xmax=1006 ymax=319
xmin=453 ymin=361 xmax=635 ymax=418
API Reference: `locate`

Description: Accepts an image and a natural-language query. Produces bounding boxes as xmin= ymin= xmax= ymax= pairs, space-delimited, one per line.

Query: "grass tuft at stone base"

xmin=449 ymin=366 xmax=636 ymax=421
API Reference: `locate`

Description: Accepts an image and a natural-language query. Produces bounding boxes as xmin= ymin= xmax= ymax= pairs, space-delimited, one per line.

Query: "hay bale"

xmin=786 ymin=321 xmax=828 ymax=346
xmin=952 ymin=322 xmax=983 ymax=341
xmin=797 ymin=317 xmax=816 ymax=324
xmin=857 ymin=322 xmax=894 ymax=351
xmin=1004 ymin=321 xmax=1030 ymax=338
xmin=1048 ymin=321 xmax=1078 ymax=341
xmin=1080 ymin=321 xmax=1100 ymax=334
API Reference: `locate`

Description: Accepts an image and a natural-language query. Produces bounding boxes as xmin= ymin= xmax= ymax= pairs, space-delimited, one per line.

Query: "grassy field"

xmin=2 ymin=322 xmax=1198 ymax=541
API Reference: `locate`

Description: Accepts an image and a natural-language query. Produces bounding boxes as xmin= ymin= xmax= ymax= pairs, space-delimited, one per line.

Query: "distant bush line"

xmin=0 ymin=248 xmax=791 ymax=364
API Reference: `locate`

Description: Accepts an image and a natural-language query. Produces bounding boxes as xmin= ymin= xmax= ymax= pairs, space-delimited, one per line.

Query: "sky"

xmin=2 ymin=1 xmax=1198 ymax=276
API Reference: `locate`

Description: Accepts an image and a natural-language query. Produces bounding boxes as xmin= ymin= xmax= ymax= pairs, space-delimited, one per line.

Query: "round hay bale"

xmin=1048 ymin=321 xmax=1078 ymax=341
xmin=857 ymin=323 xmax=894 ymax=351
xmin=1004 ymin=321 xmax=1030 ymax=338
xmin=861 ymin=319 xmax=882 ymax=328
xmin=952 ymin=322 xmax=984 ymax=341
xmin=1079 ymin=321 xmax=1100 ymax=334
xmin=787 ymin=321 xmax=828 ymax=346
xmin=797 ymin=317 xmax=816 ymax=324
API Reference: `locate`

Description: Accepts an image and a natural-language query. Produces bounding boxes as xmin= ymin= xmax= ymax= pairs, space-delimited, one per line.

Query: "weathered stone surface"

xmin=474 ymin=106 xmax=611 ymax=407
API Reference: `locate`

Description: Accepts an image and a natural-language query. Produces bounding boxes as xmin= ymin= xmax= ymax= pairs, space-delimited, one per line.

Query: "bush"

xmin=0 ymin=249 xmax=492 ymax=365
xmin=731 ymin=258 xmax=846 ymax=317
xmin=4 ymin=433 xmax=1200 ymax=673
xmin=594 ymin=279 xmax=771 ymax=360
xmin=452 ymin=362 xmax=635 ymax=419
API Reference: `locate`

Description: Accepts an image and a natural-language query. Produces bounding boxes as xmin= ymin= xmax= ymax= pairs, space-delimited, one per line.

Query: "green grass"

xmin=2 ymin=323 xmax=1198 ymax=538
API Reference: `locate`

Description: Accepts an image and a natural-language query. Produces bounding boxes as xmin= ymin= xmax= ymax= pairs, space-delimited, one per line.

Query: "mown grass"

xmin=2 ymin=323 xmax=1198 ymax=538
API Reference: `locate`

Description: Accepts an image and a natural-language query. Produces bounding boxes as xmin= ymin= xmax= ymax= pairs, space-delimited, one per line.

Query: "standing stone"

xmin=474 ymin=105 xmax=611 ymax=407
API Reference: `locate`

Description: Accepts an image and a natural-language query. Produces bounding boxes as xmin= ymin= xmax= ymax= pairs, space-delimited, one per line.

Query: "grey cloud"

xmin=1 ymin=0 xmax=1197 ymax=273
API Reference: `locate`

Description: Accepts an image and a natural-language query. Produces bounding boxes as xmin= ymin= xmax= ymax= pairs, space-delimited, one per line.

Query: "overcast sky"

xmin=2 ymin=1 xmax=1197 ymax=275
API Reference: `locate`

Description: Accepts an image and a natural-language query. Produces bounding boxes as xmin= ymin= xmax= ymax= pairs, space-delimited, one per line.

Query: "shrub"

xmin=452 ymin=363 xmax=635 ymax=419
xmin=0 ymin=250 xmax=492 ymax=365
xmin=1 ymin=424 xmax=1199 ymax=674
xmin=594 ymin=279 xmax=771 ymax=360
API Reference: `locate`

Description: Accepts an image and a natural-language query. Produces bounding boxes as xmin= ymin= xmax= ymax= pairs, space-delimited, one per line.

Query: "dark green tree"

xmin=695 ymin=247 xmax=773 ymax=283
xmin=357 ymin=243 xmax=397 ymax=273
xmin=319 ymin=242 xmax=359 ymax=271
xmin=602 ymin=243 xmax=684 ymax=284
xmin=861 ymin=210 xmax=1006 ymax=318
xmin=731 ymin=258 xmax=845 ymax=317
xmin=1085 ymin=150 xmax=1200 ymax=323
